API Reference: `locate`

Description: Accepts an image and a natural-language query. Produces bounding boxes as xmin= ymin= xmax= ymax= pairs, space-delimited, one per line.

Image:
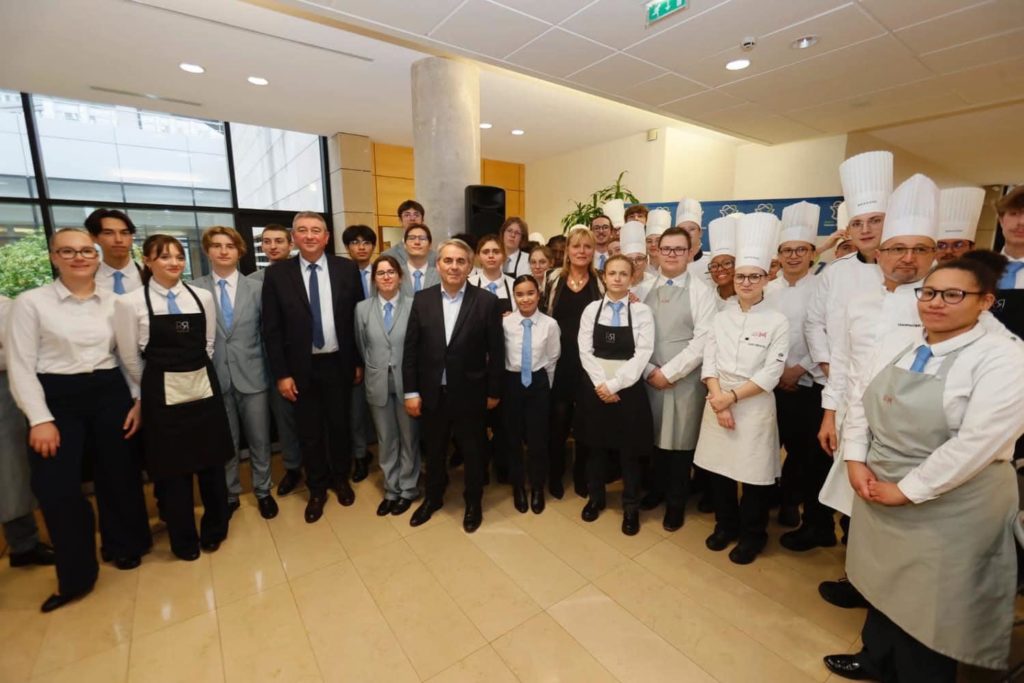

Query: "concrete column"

xmin=411 ymin=57 xmax=481 ymax=239
xmin=326 ymin=132 xmax=375 ymax=256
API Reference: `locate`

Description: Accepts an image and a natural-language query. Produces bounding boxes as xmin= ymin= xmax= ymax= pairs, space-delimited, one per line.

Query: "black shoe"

xmin=819 ymin=578 xmax=869 ymax=609
xmin=174 ymin=548 xmax=201 ymax=562
xmin=530 ymin=489 xmax=545 ymax=514
xmin=336 ymin=481 xmax=355 ymax=507
xmin=573 ymin=481 xmax=589 ymax=499
xmin=780 ymin=525 xmax=837 ymax=552
xmin=778 ymin=504 xmax=801 ymax=528
xmin=549 ymin=479 xmax=564 ymax=500
xmin=41 ymin=588 xmax=92 ymax=613
xmin=391 ymin=498 xmax=413 ymax=516
xmin=622 ymin=509 xmax=640 ymax=536
xmin=377 ymin=499 xmax=394 ymax=516
xmin=277 ymin=469 xmax=303 ymax=496
xmin=9 ymin=542 xmax=56 ymax=567
xmin=705 ymin=529 xmax=736 ymax=551
xmin=227 ymin=499 xmax=241 ymax=519
xmin=663 ymin=506 xmax=685 ymax=532
xmin=728 ymin=540 xmax=763 ymax=565
xmin=200 ymin=539 xmax=222 ymax=553
xmin=352 ymin=458 xmax=369 ymax=483
xmin=114 ymin=555 xmax=142 ymax=570
xmin=257 ymin=495 xmax=279 ymax=520
xmin=463 ymin=503 xmax=483 ymax=533
xmin=697 ymin=495 xmax=714 ymax=513
xmin=305 ymin=494 xmax=327 ymax=523
xmin=823 ymin=653 xmax=874 ymax=680
xmin=581 ymin=500 xmax=604 ymax=522
xmin=410 ymin=499 xmax=442 ymax=527
xmin=513 ymin=487 xmax=528 ymax=514
xmin=639 ymin=492 xmax=663 ymax=511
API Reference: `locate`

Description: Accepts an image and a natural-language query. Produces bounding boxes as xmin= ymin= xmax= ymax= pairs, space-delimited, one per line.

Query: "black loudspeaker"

xmin=465 ymin=185 xmax=506 ymax=237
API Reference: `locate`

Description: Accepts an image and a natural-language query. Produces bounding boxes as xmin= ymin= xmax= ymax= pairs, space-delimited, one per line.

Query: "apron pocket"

xmin=164 ymin=368 xmax=214 ymax=405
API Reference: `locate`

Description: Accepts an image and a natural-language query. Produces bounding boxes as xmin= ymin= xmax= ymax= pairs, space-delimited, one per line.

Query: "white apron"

xmin=818 ymin=402 xmax=854 ymax=515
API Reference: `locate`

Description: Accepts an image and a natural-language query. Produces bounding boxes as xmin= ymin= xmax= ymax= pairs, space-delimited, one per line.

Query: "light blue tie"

xmin=521 ymin=318 xmax=533 ymax=387
xmin=909 ymin=345 xmax=932 ymax=373
xmin=166 ymin=290 xmax=182 ymax=315
xmin=218 ymin=279 xmax=234 ymax=329
xmin=361 ymin=270 xmax=370 ymax=298
xmin=383 ymin=301 xmax=394 ymax=333
xmin=598 ymin=254 xmax=607 ymax=270
xmin=609 ymin=301 xmax=624 ymax=327
xmin=308 ymin=264 xmax=325 ymax=349
xmin=487 ymin=282 xmax=498 ymax=295
xmin=999 ymin=262 xmax=1024 ymax=289
xmin=414 ymin=270 xmax=423 ymax=292
xmin=666 ymin=279 xmax=674 ymax=286
xmin=113 ymin=271 xmax=126 ymax=295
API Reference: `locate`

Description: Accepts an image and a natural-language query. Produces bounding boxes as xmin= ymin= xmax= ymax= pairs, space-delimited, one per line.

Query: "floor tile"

xmin=272 ymin=522 xmax=347 ymax=581
xmin=509 ymin=506 xmax=629 ymax=581
xmin=425 ymin=645 xmax=518 ymax=683
xmin=128 ymin=611 xmax=223 ymax=683
xmin=132 ymin=551 xmax=216 ymax=637
xmin=208 ymin=526 xmax=287 ymax=608
xmin=0 ymin=606 xmax=48 ymax=682
xmin=30 ymin=644 xmax=130 ymax=683
xmin=492 ymin=612 xmax=618 ymax=683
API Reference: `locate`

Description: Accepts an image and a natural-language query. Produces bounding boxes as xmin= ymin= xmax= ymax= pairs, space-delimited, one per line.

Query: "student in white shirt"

xmin=397 ymin=223 xmax=440 ymax=297
xmin=342 ymin=224 xmax=378 ymax=485
xmin=590 ymin=214 xmax=614 ymax=272
xmin=528 ymin=245 xmax=554 ymax=301
xmin=85 ymin=208 xmax=143 ymax=295
xmin=469 ymin=234 xmax=516 ymax=314
xmin=6 ymin=229 xmax=150 ymax=612
xmin=503 ymin=275 xmax=561 ymax=514
xmin=824 ymin=255 xmax=1024 ymax=683
xmin=576 ymin=255 xmax=655 ymax=536
xmin=501 ymin=217 xmax=532 ymax=278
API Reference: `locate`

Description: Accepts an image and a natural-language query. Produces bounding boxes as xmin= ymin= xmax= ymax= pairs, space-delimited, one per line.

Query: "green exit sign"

xmin=647 ymin=0 xmax=687 ymax=24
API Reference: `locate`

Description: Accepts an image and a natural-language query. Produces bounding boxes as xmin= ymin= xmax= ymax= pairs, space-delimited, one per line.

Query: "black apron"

xmin=477 ymin=276 xmax=514 ymax=314
xmin=140 ymin=282 xmax=233 ymax=480
xmin=575 ymin=301 xmax=654 ymax=452
xmin=504 ymin=251 xmax=524 ymax=278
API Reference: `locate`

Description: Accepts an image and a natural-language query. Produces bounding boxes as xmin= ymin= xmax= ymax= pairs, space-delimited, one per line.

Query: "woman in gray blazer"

xmin=354 ymin=255 xmax=421 ymax=516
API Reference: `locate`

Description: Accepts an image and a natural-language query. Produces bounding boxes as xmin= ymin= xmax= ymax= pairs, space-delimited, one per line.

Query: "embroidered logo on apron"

xmin=604 ymin=331 xmax=618 ymax=344
xmin=175 ymin=321 xmax=191 ymax=333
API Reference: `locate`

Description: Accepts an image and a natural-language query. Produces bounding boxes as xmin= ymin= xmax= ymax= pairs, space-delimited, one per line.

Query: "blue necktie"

xmin=361 ymin=270 xmax=370 ymax=298
xmin=999 ymin=262 xmax=1024 ymax=289
xmin=909 ymin=345 xmax=932 ymax=373
xmin=308 ymin=264 xmax=325 ymax=349
xmin=166 ymin=290 xmax=182 ymax=314
xmin=609 ymin=301 xmax=624 ymax=327
xmin=218 ymin=279 xmax=234 ymax=329
xmin=414 ymin=270 xmax=423 ymax=292
xmin=487 ymin=282 xmax=498 ymax=294
xmin=598 ymin=254 xmax=606 ymax=270
xmin=113 ymin=271 xmax=126 ymax=295
xmin=521 ymin=318 xmax=533 ymax=387
xmin=383 ymin=301 xmax=394 ymax=333
xmin=666 ymin=279 xmax=674 ymax=286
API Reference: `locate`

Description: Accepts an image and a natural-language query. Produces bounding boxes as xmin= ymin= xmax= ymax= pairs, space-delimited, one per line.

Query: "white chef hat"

xmin=528 ymin=231 xmax=544 ymax=244
xmin=840 ymin=151 xmax=893 ymax=218
xmin=646 ymin=208 xmax=672 ymax=238
xmin=675 ymin=198 xmax=702 ymax=227
xmin=736 ymin=212 xmax=780 ymax=271
xmin=620 ymin=221 xmax=646 ymax=256
xmin=779 ymin=201 xmax=820 ymax=245
xmin=708 ymin=216 xmax=737 ymax=258
xmin=836 ymin=201 xmax=848 ymax=229
xmin=938 ymin=187 xmax=985 ymax=242
xmin=882 ymin=173 xmax=940 ymax=243
xmin=601 ymin=199 xmax=626 ymax=228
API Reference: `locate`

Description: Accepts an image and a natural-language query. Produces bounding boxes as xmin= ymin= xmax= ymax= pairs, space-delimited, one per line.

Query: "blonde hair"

xmin=557 ymin=226 xmax=598 ymax=282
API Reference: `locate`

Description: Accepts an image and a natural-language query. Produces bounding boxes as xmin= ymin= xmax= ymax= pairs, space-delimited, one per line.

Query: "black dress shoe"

xmin=513 ymin=487 xmax=529 ymax=514
xmin=530 ymin=489 xmax=545 ymax=514
xmin=41 ymin=588 xmax=92 ymax=613
xmin=777 ymin=504 xmax=801 ymax=528
xmin=463 ymin=503 xmax=483 ymax=533
xmin=639 ymin=492 xmax=663 ymax=511
xmin=705 ymin=529 xmax=737 ymax=551
xmin=819 ymin=578 xmax=869 ymax=609
xmin=663 ymin=505 xmax=685 ymax=532
xmin=9 ymin=542 xmax=56 ymax=567
xmin=581 ymin=500 xmax=604 ymax=522
xmin=823 ymin=653 xmax=874 ymax=680
xmin=780 ymin=524 xmax=837 ymax=552
xmin=305 ymin=494 xmax=327 ymax=523
xmin=336 ymin=481 xmax=355 ymax=507
xmin=258 ymin=495 xmax=279 ymax=520
xmin=114 ymin=555 xmax=142 ymax=570
xmin=174 ymin=548 xmax=201 ymax=562
xmin=390 ymin=498 xmax=413 ymax=516
xmin=227 ymin=499 xmax=241 ymax=519
xmin=200 ymin=539 xmax=222 ymax=553
xmin=549 ymin=480 xmax=564 ymax=500
xmin=410 ymin=499 xmax=442 ymax=527
xmin=377 ymin=499 xmax=394 ymax=516
xmin=728 ymin=541 xmax=763 ymax=565
xmin=622 ymin=509 xmax=640 ymax=536
xmin=277 ymin=469 xmax=303 ymax=496
xmin=697 ymin=495 xmax=714 ymax=513
xmin=352 ymin=458 xmax=370 ymax=483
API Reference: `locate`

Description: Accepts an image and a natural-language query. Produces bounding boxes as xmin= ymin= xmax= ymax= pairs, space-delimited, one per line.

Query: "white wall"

xmin=661 ymin=126 xmax=737 ymax=203
xmin=732 ymin=135 xmax=847 ymax=199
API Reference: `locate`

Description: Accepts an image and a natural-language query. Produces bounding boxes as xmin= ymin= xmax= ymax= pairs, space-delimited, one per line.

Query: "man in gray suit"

xmin=196 ymin=227 xmax=278 ymax=519
xmin=394 ymin=224 xmax=441 ymax=297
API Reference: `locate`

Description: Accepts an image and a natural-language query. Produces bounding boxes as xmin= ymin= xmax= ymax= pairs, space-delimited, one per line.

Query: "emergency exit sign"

xmin=647 ymin=0 xmax=686 ymax=24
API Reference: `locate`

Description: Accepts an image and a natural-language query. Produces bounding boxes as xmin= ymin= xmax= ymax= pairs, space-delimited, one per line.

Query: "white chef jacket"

xmin=804 ymin=252 xmax=884 ymax=365
xmin=630 ymin=271 xmax=658 ymax=303
xmin=503 ymin=310 xmax=561 ymax=386
xmin=701 ymin=298 xmax=789 ymax=392
xmin=688 ymin=250 xmax=711 ymax=283
xmin=643 ymin=271 xmax=717 ymax=383
xmin=765 ymin=272 xmax=826 ymax=387
xmin=578 ymin=296 xmax=654 ymax=395
xmin=713 ymin=289 xmax=735 ymax=311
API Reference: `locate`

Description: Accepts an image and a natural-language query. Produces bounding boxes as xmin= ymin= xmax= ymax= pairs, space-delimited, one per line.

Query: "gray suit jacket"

xmin=398 ymin=262 xmax=441 ymax=297
xmin=354 ymin=294 xmax=411 ymax=407
xmin=194 ymin=273 xmax=270 ymax=394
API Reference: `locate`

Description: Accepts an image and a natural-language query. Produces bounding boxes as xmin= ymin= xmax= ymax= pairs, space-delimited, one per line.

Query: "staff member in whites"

xmin=675 ymin=199 xmax=709 ymax=282
xmin=823 ymin=256 xmax=1024 ymax=683
xmin=470 ymin=234 xmax=517 ymax=313
xmin=620 ymin=221 xmax=656 ymax=302
xmin=694 ymin=212 xmax=788 ymax=565
xmin=644 ymin=208 xmax=670 ymax=276
xmin=501 ymin=217 xmax=532 ymax=278
xmin=85 ymin=208 xmax=143 ymax=295
xmin=935 ymin=187 xmax=985 ymax=263
xmin=115 ymin=234 xmax=233 ymax=561
xmin=7 ymin=229 xmax=151 ymax=611
xmin=707 ymin=214 xmax=740 ymax=310
xmin=641 ymin=226 xmax=717 ymax=531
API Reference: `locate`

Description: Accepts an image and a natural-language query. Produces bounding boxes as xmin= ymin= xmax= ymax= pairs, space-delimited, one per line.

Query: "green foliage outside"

xmin=559 ymin=171 xmax=640 ymax=233
xmin=0 ymin=233 xmax=52 ymax=298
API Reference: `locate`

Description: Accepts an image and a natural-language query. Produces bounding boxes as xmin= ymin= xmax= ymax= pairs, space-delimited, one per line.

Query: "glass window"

xmin=0 ymin=202 xmax=49 ymax=297
xmin=0 ymin=90 xmax=37 ymax=199
xmin=32 ymin=94 xmax=231 ymax=208
xmin=231 ymin=123 xmax=324 ymax=212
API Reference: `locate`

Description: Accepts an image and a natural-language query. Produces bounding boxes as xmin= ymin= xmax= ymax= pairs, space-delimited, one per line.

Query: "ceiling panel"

xmin=568 ymin=53 xmax=666 ymax=92
xmin=856 ymin=0 xmax=988 ymax=31
xmin=660 ymin=89 xmax=744 ymax=118
xmin=560 ymin=0 xmax=729 ymax=51
xmin=918 ymin=26 xmax=1024 ymax=73
xmin=933 ymin=56 xmax=1024 ymax=105
xmin=702 ymin=103 xmax=825 ymax=143
xmin=621 ymin=73 xmax=704 ymax=106
xmin=787 ymin=82 xmax=968 ymax=133
xmin=505 ymin=27 xmax=613 ymax=77
xmin=316 ymin=0 xmax=465 ymax=35
xmin=430 ymin=0 xmax=548 ymax=58
xmin=893 ymin=0 xmax=1024 ymax=55
xmin=491 ymin=0 xmax=594 ymax=25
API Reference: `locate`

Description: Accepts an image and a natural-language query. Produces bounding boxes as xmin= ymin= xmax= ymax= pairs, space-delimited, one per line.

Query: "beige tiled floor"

xmin=1 ymin=462 xmax=1019 ymax=682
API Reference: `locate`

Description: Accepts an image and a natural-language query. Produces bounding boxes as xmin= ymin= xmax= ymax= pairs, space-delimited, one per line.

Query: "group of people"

xmin=2 ymin=154 xmax=1024 ymax=682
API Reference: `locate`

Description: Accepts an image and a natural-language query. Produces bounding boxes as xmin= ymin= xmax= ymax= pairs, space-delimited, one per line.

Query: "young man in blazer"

xmin=403 ymin=239 xmax=504 ymax=533
xmin=195 ymin=227 xmax=278 ymax=520
xmin=261 ymin=211 xmax=364 ymax=523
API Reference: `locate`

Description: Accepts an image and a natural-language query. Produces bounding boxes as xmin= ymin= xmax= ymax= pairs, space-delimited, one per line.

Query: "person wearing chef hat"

xmin=620 ymin=221 xmax=657 ymax=302
xmin=764 ymin=202 xmax=837 ymax=549
xmin=693 ymin=212 xmax=789 ymax=565
xmin=936 ymin=187 xmax=985 ymax=263
xmin=706 ymin=215 xmax=741 ymax=310
xmin=594 ymin=201 xmax=623 ymax=272
xmin=642 ymin=208 xmax=672 ymax=275
xmin=671 ymin=199 xmax=707 ymax=282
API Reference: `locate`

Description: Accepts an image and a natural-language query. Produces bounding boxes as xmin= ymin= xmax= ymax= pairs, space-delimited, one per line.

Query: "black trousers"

xmin=485 ymin=395 xmax=507 ymax=479
xmin=154 ymin=465 xmax=228 ymax=556
xmin=708 ymin=471 xmax=771 ymax=546
xmin=549 ymin=394 xmax=589 ymax=491
xmin=295 ymin=353 xmax=352 ymax=495
xmin=859 ymin=606 xmax=957 ymax=683
xmin=775 ymin=384 xmax=835 ymax=532
xmin=502 ymin=371 xmax=550 ymax=490
xmin=422 ymin=389 xmax=487 ymax=505
xmin=588 ymin=446 xmax=642 ymax=511
xmin=647 ymin=448 xmax=696 ymax=509
xmin=30 ymin=370 xmax=151 ymax=596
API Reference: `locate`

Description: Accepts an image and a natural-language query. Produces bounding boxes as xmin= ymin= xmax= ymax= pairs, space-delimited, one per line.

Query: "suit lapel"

xmin=448 ymin=286 xmax=475 ymax=347
xmin=289 ymin=258 xmax=312 ymax=313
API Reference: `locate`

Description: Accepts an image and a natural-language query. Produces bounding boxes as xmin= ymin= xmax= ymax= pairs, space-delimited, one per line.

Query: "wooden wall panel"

xmin=482 ymin=159 xmax=522 ymax=191
xmin=375 ymin=177 xmax=415 ymax=225
xmin=373 ymin=143 xmax=414 ymax=179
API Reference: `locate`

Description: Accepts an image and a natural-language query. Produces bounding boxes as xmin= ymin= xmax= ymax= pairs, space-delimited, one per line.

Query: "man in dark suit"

xmin=261 ymin=211 xmax=364 ymax=523
xmin=403 ymin=239 xmax=504 ymax=533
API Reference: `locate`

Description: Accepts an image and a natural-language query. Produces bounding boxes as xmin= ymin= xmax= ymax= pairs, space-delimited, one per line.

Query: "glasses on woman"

xmin=708 ymin=260 xmax=735 ymax=274
xmin=52 ymin=247 xmax=100 ymax=260
xmin=734 ymin=273 xmax=765 ymax=284
xmin=778 ymin=246 xmax=811 ymax=257
xmin=914 ymin=287 xmax=982 ymax=304
xmin=375 ymin=269 xmax=397 ymax=280
xmin=659 ymin=246 xmax=689 ymax=256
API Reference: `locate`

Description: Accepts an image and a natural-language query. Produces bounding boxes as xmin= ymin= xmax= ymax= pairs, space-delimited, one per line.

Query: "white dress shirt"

xmin=593 ymin=249 xmax=610 ymax=270
xmin=212 ymin=269 xmax=239 ymax=308
xmin=379 ymin=292 xmax=400 ymax=318
xmin=301 ymin=254 xmax=339 ymax=354
xmin=113 ymin=281 xmax=216 ymax=386
xmin=503 ymin=310 xmax=561 ymax=385
xmin=689 ymin=251 xmax=711 ymax=283
xmin=504 ymin=250 xmax=531 ymax=278
xmin=404 ymin=284 xmax=467 ymax=400
xmin=470 ymin=272 xmax=517 ymax=311
xmin=842 ymin=325 xmax=1024 ymax=503
xmin=96 ymin=260 xmax=143 ymax=294
xmin=701 ymin=298 xmax=789 ymax=391
xmin=6 ymin=281 xmax=133 ymax=426
xmin=804 ymin=253 xmax=884 ymax=365
xmin=578 ymin=296 xmax=655 ymax=395
xmin=1001 ymin=249 xmax=1024 ymax=289
xmin=644 ymin=271 xmax=718 ymax=382
xmin=765 ymin=272 xmax=826 ymax=387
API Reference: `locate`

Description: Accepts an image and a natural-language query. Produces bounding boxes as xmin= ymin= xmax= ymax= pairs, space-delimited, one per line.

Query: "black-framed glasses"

xmin=878 ymin=246 xmax=935 ymax=257
xmin=591 ymin=224 xmax=612 ymax=232
xmin=778 ymin=246 xmax=811 ymax=257
xmin=659 ymin=246 xmax=689 ymax=256
xmin=52 ymin=247 xmax=99 ymax=260
xmin=914 ymin=287 xmax=982 ymax=304
xmin=734 ymin=273 xmax=765 ymax=284
xmin=708 ymin=260 xmax=735 ymax=273
xmin=936 ymin=240 xmax=970 ymax=251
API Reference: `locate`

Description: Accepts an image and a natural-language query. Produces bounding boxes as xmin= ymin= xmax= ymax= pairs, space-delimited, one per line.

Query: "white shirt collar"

xmin=213 ymin=269 xmax=239 ymax=288
xmin=149 ymin=279 xmax=185 ymax=297
xmin=407 ymin=261 xmax=426 ymax=274
xmin=379 ymin=292 xmax=400 ymax=312
xmin=52 ymin=278 xmax=102 ymax=302
xmin=300 ymin=253 xmax=328 ymax=271
xmin=99 ymin=261 xmax=136 ymax=278
xmin=441 ymin=283 xmax=467 ymax=302
xmin=1001 ymin=249 xmax=1024 ymax=264
xmin=657 ymin=270 xmax=688 ymax=285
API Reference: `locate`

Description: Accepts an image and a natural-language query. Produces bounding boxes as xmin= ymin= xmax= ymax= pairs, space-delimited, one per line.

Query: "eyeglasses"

xmin=405 ymin=235 xmax=430 ymax=243
xmin=505 ymin=230 xmax=522 ymax=238
xmin=708 ymin=260 xmax=735 ymax=273
xmin=914 ymin=287 xmax=983 ymax=304
xmin=375 ymin=270 xmax=397 ymax=279
xmin=849 ymin=216 xmax=884 ymax=230
xmin=936 ymin=240 xmax=970 ymax=251
xmin=591 ymin=225 xmax=612 ymax=232
xmin=52 ymin=247 xmax=99 ymax=260
xmin=778 ymin=246 xmax=811 ymax=257
xmin=734 ymin=273 xmax=765 ymax=284
xmin=659 ymin=246 xmax=689 ymax=256
xmin=627 ymin=256 xmax=648 ymax=265
xmin=877 ymin=246 xmax=936 ymax=257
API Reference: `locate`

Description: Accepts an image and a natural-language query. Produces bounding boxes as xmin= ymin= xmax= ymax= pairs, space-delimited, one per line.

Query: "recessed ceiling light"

xmin=725 ymin=59 xmax=750 ymax=71
xmin=479 ymin=122 xmax=493 ymax=129
xmin=791 ymin=35 xmax=819 ymax=49
xmin=179 ymin=63 xmax=205 ymax=74
xmin=247 ymin=76 xmax=269 ymax=86
xmin=511 ymin=129 xmax=525 ymax=136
